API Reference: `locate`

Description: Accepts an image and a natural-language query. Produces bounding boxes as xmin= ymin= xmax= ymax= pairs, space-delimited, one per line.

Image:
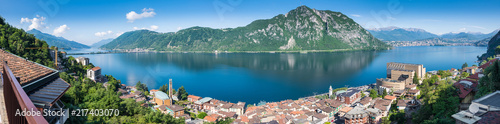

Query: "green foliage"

xmin=438 ymin=70 xmax=452 ymax=77
xmin=496 ymin=45 xmax=500 ymax=55
xmin=382 ymin=89 xmax=388 ymax=97
xmin=369 ymin=89 xmax=378 ymax=99
xmin=462 ymin=62 xmax=468 ymax=69
xmin=135 ymin=81 xmax=148 ymax=93
xmin=413 ymin=72 xmax=420 ymax=84
xmin=381 ymin=117 xmax=391 ymax=124
xmin=197 ymin=112 xmax=208 ymax=119
xmin=361 ymin=91 xmax=365 ymax=98
xmin=412 ymin=75 xmax=459 ymax=123
xmin=60 ymin=63 xmax=185 ymax=123
xmin=461 ymin=72 xmax=470 ymax=79
xmin=479 ymin=31 xmax=500 ymax=60
xmin=177 ymin=86 xmax=189 ymax=101
xmin=389 ymin=110 xmax=406 ymax=124
xmin=0 ymin=15 xmax=53 ymax=68
xmin=475 ymin=60 xmax=500 ymax=98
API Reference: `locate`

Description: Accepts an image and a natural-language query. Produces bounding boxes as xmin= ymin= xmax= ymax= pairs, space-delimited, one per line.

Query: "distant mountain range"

xmin=90 ymin=38 xmax=114 ymax=48
xmin=479 ymin=31 xmax=500 ymax=59
xmin=101 ymin=6 xmax=389 ymax=51
xmin=27 ymin=29 xmax=89 ymax=49
xmin=368 ymin=27 xmax=499 ymax=43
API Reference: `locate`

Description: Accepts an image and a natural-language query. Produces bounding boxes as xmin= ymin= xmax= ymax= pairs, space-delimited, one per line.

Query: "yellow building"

xmin=154 ymin=91 xmax=172 ymax=106
xmin=387 ymin=62 xmax=426 ymax=84
xmin=376 ymin=78 xmax=405 ymax=91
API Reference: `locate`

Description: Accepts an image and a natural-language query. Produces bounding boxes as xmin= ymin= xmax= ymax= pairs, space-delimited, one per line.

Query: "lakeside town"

xmin=63 ymin=53 xmax=499 ymax=124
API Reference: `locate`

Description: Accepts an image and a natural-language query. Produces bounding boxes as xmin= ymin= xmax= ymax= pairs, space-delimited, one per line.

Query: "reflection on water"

xmin=73 ymin=46 xmax=486 ymax=104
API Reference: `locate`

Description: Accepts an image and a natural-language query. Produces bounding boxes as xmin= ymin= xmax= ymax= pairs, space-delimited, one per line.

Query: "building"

xmin=453 ymin=79 xmax=478 ymax=110
xmin=154 ymin=91 xmax=172 ymax=106
xmin=389 ymin=69 xmax=415 ymax=85
xmin=165 ymin=104 xmax=185 ymax=118
xmin=452 ymin=91 xmax=500 ymax=124
xmin=194 ymin=97 xmax=212 ymax=110
xmin=329 ymin=85 xmax=333 ymax=97
xmin=188 ymin=95 xmax=202 ymax=102
xmin=462 ymin=66 xmax=478 ymax=75
xmin=336 ymin=89 xmax=361 ymax=104
xmin=376 ymin=78 xmax=406 ymax=92
xmin=75 ymin=56 xmax=89 ymax=66
xmin=387 ymin=62 xmax=426 ymax=82
xmin=0 ymin=49 xmax=71 ymax=123
xmin=344 ymin=106 xmax=368 ymax=124
xmin=87 ymin=66 xmax=102 ymax=82
xmin=407 ymin=89 xmax=420 ymax=98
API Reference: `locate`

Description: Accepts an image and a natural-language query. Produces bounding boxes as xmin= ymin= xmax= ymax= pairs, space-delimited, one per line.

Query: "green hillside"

xmin=101 ymin=6 xmax=389 ymax=51
xmin=27 ymin=29 xmax=89 ymax=49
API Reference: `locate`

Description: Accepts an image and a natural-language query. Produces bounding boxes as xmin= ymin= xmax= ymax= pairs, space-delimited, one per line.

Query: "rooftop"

xmin=473 ymin=90 xmax=500 ymax=108
xmin=338 ymin=89 xmax=360 ymax=97
xmin=195 ymin=97 xmax=212 ymax=104
xmin=0 ymin=49 xmax=55 ymax=85
xmin=154 ymin=91 xmax=170 ymax=100
xmin=166 ymin=104 xmax=184 ymax=112
xmin=91 ymin=66 xmax=101 ymax=71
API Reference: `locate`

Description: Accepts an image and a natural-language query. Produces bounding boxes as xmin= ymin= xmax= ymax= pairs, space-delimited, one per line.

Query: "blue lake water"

xmin=71 ymin=46 xmax=486 ymax=104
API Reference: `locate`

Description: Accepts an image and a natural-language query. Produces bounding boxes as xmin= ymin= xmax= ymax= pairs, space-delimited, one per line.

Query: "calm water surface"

xmin=72 ymin=46 xmax=486 ymax=104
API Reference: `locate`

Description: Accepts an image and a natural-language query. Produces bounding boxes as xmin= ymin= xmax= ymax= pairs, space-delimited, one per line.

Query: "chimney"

xmin=169 ymin=79 xmax=173 ymax=99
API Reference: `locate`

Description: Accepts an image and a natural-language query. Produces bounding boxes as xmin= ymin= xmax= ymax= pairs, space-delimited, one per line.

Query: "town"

xmin=44 ymin=53 xmax=500 ymax=123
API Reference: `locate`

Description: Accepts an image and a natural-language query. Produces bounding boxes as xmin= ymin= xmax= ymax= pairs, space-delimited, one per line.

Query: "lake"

xmin=72 ymin=46 xmax=486 ymax=104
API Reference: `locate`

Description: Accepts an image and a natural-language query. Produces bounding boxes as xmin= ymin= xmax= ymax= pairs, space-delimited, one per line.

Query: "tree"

xmin=159 ymin=84 xmax=168 ymax=93
xmin=197 ymin=112 xmax=207 ymax=119
xmin=381 ymin=117 xmax=391 ymax=124
xmin=462 ymin=62 xmax=468 ymax=69
xmin=496 ymin=45 xmax=500 ymax=55
xmin=369 ymin=89 xmax=378 ymax=99
xmin=461 ymin=72 xmax=470 ymax=79
xmin=382 ymin=89 xmax=388 ymax=97
xmin=413 ymin=72 xmax=420 ymax=84
xmin=361 ymin=91 xmax=365 ymax=98
xmin=177 ymin=86 xmax=188 ymax=101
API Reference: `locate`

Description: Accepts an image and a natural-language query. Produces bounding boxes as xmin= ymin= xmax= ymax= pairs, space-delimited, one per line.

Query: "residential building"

xmin=336 ymin=89 xmax=361 ymax=104
xmin=75 ymin=56 xmax=89 ymax=66
xmin=453 ymin=79 xmax=478 ymax=110
xmin=344 ymin=106 xmax=368 ymax=124
xmin=407 ymin=89 xmax=420 ymax=98
xmin=462 ymin=66 xmax=478 ymax=75
xmin=452 ymin=91 xmax=500 ymax=124
xmin=194 ymin=97 xmax=212 ymax=110
xmin=86 ymin=66 xmax=102 ymax=82
xmin=154 ymin=91 xmax=172 ymax=106
xmin=0 ymin=49 xmax=71 ymax=123
xmin=166 ymin=104 xmax=185 ymax=118
xmin=188 ymin=95 xmax=202 ymax=102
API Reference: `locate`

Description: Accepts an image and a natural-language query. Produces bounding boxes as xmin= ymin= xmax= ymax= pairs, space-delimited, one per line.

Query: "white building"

xmin=76 ymin=57 xmax=89 ymax=66
xmin=87 ymin=66 xmax=102 ymax=82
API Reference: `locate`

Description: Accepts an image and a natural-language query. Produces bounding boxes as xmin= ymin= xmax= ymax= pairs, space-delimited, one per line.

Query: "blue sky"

xmin=1 ymin=0 xmax=499 ymax=45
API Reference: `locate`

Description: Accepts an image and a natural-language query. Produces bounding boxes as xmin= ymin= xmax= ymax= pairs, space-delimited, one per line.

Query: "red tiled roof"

xmin=477 ymin=111 xmax=500 ymax=124
xmin=188 ymin=95 xmax=201 ymax=100
xmin=384 ymin=95 xmax=397 ymax=100
xmin=204 ymin=115 xmax=217 ymax=122
xmin=240 ymin=116 xmax=249 ymax=122
xmin=453 ymin=79 xmax=478 ymax=98
xmin=467 ymin=73 xmax=480 ymax=80
xmin=479 ymin=59 xmax=498 ymax=69
xmin=0 ymin=49 xmax=55 ymax=85
xmin=91 ymin=66 xmax=101 ymax=71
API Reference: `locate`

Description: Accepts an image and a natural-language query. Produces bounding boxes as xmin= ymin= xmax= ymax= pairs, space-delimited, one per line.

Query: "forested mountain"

xmin=27 ymin=29 xmax=89 ymax=49
xmin=101 ymin=6 xmax=389 ymax=51
xmin=0 ymin=16 xmax=54 ymax=67
xmin=90 ymin=38 xmax=114 ymax=48
xmin=367 ymin=27 xmax=438 ymax=41
xmin=369 ymin=27 xmax=498 ymax=43
xmin=479 ymin=31 xmax=500 ymax=59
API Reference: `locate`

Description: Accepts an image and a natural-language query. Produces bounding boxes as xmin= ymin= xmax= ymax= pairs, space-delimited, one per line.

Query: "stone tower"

xmin=169 ymin=79 xmax=173 ymax=99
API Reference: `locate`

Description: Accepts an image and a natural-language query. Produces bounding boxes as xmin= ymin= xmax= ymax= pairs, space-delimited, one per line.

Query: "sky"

xmin=1 ymin=0 xmax=499 ymax=45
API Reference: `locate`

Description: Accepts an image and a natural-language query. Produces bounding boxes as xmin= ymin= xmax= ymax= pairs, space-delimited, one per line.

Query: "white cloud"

xmin=95 ymin=30 xmax=113 ymax=37
xmin=458 ymin=28 xmax=467 ymax=32
xmin=20 ymin=15 xmax=47 ymax=30
xmin=53 ymin=24 xmax=70 ymax=36
xmin=350 ymin=14 xmax=362 ymax=17
xmin=115 ymin=32 xmax=124 ymax=37
xmin=126 ymin=8 xmax=156 ymax=22
xmin=468 ymin=25 xmax=486 ymax=30
xmin=133 ymin=25 xmax=159 ymax=31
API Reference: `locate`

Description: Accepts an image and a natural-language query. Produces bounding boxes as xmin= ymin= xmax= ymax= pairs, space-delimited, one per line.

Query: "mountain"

xmin=101 ymin=6 xmax=389 ymax=51
xmin=90 ymin=38 xmax=114 ymax=48
xmin=367 ymin=27 xmax=438 ymax=41
xmin=479 ymin=31 xmax=500 ymax=59
xmin=368 ymin=27 xmax=498 ymax=43
xmin=27 ymin=29 xmax=89 ymax=49
xmin=474 ymin=36 xmax=493 ymax=46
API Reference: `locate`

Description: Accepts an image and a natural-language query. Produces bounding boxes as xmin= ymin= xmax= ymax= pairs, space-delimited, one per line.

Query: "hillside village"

xmin=66 ymin=54 xmax=500 ymax=124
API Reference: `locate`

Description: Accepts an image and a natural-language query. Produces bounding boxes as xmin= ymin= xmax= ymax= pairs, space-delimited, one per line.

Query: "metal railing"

xmin=2 ymin=61 xmax=48 ymax=124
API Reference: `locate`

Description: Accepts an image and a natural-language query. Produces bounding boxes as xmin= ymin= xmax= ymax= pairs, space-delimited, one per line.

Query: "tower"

xmin=329 ymin=85 xmax=333 ymax=97
xmin=169 ymin=79 xmax=173 ymax=99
